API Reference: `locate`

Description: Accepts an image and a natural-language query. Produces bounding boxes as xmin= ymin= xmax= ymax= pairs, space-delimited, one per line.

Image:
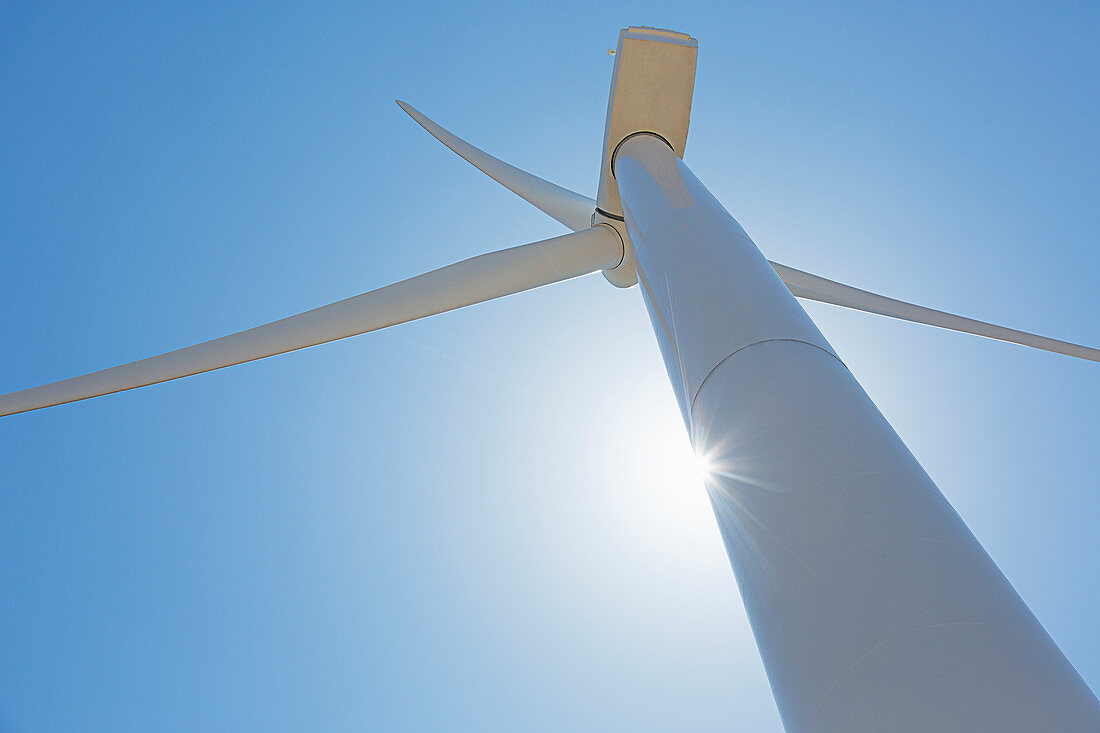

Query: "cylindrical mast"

xmin=615 ymin=133 xmax=1100 ymax=732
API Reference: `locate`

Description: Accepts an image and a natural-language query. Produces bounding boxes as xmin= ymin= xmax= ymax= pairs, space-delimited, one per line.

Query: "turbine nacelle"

xmin=594 ymin=26 xmax=698 ymax=288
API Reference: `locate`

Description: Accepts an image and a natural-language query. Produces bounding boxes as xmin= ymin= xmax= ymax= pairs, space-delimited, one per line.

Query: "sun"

xmin=637 ymin=419 xmax=711 ymax=494
xmin=612 ymin=401 xmax=717 ymax=545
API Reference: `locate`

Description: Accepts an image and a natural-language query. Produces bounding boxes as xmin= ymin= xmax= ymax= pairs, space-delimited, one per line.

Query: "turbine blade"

xmin=1 ymin=227 xmax=623 ymax=417
xmin=771 ymin=262 xmax=1100 ymax=362
xmin=396 ymin=100 xmax=595 ymax=232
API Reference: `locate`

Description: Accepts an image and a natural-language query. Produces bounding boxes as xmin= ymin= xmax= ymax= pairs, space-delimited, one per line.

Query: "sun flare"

xmin=610 ymin=402 xmax=718 ymax=547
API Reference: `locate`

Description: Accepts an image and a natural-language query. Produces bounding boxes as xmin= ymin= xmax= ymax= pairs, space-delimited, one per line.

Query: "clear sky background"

xmin=2 ymin=2 xmax=1098 ymax=731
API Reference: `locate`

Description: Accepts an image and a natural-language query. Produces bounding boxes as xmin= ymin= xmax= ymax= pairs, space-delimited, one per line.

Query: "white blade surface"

xmin=397 ymin=100 xmax=595 ymax=232
xmin=772 ymin=262 xmax=1100 ymax=362
xmin=1 ymin=227 xmax=622 ymax=417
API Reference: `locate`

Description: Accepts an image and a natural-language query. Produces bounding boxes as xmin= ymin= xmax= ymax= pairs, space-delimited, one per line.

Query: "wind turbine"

xmin=3 ymin=25 xmax=1098 ymax=731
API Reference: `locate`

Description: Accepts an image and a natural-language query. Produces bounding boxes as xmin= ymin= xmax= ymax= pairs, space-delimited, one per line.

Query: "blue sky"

xmin=2 ymin=2 xmax=1098 ymax=731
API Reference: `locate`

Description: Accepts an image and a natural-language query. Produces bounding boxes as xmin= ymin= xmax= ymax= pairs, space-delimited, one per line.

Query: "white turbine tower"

xmin=3 ymin=26 xmax=1098 ymax=731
